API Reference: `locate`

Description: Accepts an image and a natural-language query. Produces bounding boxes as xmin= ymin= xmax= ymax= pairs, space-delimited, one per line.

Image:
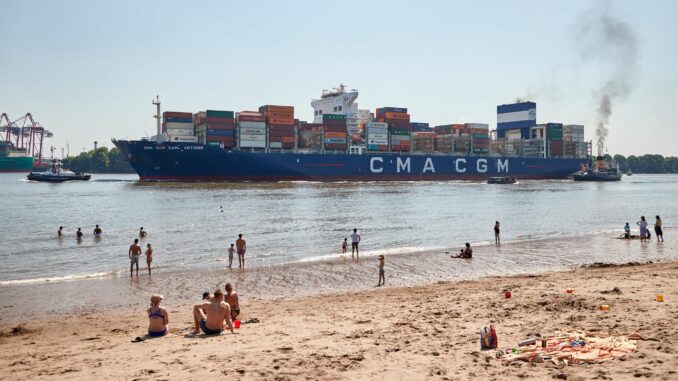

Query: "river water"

xmin=0 ymin=173 xmax=675 ymax=284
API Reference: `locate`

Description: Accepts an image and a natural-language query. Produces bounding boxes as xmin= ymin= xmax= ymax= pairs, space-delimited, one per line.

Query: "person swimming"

xmin=139 ymin=227 xmax=148 ymax=238
xmin=147 ymin=294 xmax=169 ymax=337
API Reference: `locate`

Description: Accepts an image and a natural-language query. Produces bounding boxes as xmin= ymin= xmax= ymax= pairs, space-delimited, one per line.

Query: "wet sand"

xmin=1 ymin=258 xmax=677 ymax=379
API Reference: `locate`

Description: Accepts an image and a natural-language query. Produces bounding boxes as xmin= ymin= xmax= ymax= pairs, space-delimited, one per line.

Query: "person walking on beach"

xmin=236 ymin=234 xmax=246 ymax=268
xmin=342 ymin=238 xmax=348 ymax=254
xmin=351 ymin=229 xmax=361 ymax=258
xmin=494 ymin=221 xmax=501 ymax=245
xmin=377 ymin=255 xmax=385 ymax=286
xmin=145 ymin=243 xmax=153 ymax=275
xmin=192 ymin=289 xmax=234 ymax=335
xmin=129 ymin=238 xmax=142 ymax=277
xmin=57 ymin=226 xmax=64 ymax=237
xmin=76 ymin=227 xmax=83 ymax=240
xmin=228 ymin=244 xmax=235 ymax=268
xmin=147 ymin=294 xmax=169 ymax=337
xmin=637 ymin=216 xmax=649 ymax=242
xmin=93 ymin=225 xmax=102 ymax=238
xmin=225 ymin=283 xmax=240 ymax=322
xmin=139 ymin=227 xmax=147 ymax=238
xmin=655 ymin=216 xmax=664 ymax=242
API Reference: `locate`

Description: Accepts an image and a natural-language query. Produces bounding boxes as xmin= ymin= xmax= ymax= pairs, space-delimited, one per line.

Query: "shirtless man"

xmin=224 ymin=283 xmax=240 ymax=321
xmin=129 ymin=238 xmax=142 ymax=277
xmin=93 ymin=224 xmax=103 ymax=237
xmin=192 ymin=289 xmax=234 ymax=335
xmin=236 ymin=234 xmax=246 ymax=268
xmin=58 ymin=226 xmax=64 ymax=237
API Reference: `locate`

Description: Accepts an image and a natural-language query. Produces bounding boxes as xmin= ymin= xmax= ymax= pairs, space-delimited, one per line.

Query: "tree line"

xmin=607 ymin=154 xmax=678 ymax=174
xmin=62 ymin=147 xmax=134 ymax=173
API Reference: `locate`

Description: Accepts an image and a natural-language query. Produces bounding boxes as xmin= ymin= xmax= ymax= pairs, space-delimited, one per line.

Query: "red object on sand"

xmin=505 ymin=291 xmax=512 ymax=298
xmin=234 ymin=319 xmax=241 ymax=329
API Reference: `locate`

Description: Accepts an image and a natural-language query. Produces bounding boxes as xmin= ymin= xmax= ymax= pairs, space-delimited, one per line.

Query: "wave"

xmin=0 ymin=270 xmax=121 ymax=286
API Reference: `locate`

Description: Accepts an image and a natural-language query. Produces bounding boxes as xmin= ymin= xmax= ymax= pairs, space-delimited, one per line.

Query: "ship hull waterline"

xmin=114 ymin=140 xmax=584 ymax=182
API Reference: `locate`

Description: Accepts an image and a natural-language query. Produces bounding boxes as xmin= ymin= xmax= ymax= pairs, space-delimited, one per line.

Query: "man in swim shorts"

xmin=129 ymin=238 xmax=142 ymax=277
xmin=93 ymin=224 xmax=102 ymax=237
xmin=236 ymin=234 xmax=246 ymax=268
xmin=192 ymin=289 xmax=234 ymax=335
xmin=225 ymin=283 xmax=240 ymax=321
xmin=351 ymin=228 xmax=361 ymax=258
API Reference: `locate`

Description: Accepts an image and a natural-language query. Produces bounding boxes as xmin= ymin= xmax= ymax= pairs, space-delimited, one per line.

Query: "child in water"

xmin=342 ymin=238 xmax=348 ymax=254
xmin=228 ymin=244 xmax=235 ymax=268
xmin=377 ymin=255 xmax=385 ymax=286
xmin=624 ymin=222 xmax=631 ymax=239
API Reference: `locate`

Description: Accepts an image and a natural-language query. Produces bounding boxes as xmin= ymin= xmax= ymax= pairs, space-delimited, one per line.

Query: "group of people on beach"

xmin=226 ymin=234 xmax=247 ymax=269
xmin=624 ymin=215 xmax=664 ymax=242
xmin=143 ymin=283 xmax=240 ymax=338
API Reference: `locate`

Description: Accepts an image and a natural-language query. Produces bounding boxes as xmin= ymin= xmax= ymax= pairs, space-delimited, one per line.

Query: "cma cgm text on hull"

xmin=114 ymin=140 xmax=584 ymax=181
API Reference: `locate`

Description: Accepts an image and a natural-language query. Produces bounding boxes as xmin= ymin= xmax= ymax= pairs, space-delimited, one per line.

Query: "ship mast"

xmin=152 ymin=95 xmax=161 ymax=142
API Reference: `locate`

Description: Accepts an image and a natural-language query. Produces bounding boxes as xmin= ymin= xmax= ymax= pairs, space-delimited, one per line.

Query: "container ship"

xmin=0 ymin=113 xmax=51 ymax=172
xmin=113 ymin=87 xmax=591 ymax=181
xmin=0 ymin=142 xmax=34 ymax=172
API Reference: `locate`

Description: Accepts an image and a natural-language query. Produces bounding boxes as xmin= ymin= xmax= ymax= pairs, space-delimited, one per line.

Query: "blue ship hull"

xmin=114 ymin=140 xmax=583 ymax=181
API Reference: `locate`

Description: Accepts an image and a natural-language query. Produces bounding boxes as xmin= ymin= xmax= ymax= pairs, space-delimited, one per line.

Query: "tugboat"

xmin=487 ymin=176 xmax=517 ymax=184
xmin=573 ymin=156 xmax=622 ymax=182
xmin=27 ymin=159 xmax=91 ymax=182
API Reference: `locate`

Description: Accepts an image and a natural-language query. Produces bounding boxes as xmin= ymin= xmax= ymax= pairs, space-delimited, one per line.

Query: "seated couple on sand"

xmin=193 ymin=289 xmax=236 ymax=335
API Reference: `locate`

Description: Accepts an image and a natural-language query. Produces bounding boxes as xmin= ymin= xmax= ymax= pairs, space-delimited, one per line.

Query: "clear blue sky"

xmin=1 ymin=0 xmax=677 ymax=156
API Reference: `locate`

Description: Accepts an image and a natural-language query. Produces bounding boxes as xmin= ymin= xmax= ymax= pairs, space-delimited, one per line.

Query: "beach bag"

xmin=479 ymin=325 xmax=498 ymax=350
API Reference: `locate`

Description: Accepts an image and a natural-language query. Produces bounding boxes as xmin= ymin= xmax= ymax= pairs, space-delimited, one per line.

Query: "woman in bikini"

xmin=145 ymin=243 xmax=153 ymax=275
xmin=147 ymin=294 xmax=168 ymax=337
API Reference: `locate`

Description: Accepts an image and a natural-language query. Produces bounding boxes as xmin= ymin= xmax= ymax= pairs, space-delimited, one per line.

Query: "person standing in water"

xmin=637 ymin=216 xmax=648 ymax=242
xmin=57 ymin=226 xmax=64 ymax=237
xmin=129 ymin=238 xmax=142 ymax=277
xmin=93 ymin=225 xmax=102 ymax=237
xmin=377 ymin=255 xmax=385 ymax=286
xmin=351 ymin=229 xmax=361 ymax=258
xmin=342 ymin=238 xmax=348 ymax=254
xmin=139 ymin=227 xmax=147 ymax=238
xmin=227 ymin=244 xmax=235 ymax=268
xmin=494 ymin=221 xmax=500 ymax=245
xmin=236 ymin=234 xmax=246 ymax=268
xmin=76 ymin=228 xmax=83 ymax=240
xmin=145 ymin=243 xmax=153 ymax=275
xmin=624 ymin=222 xmax=631 ymax=239
xmin=655 ymin=215 xmax=664 ymax=242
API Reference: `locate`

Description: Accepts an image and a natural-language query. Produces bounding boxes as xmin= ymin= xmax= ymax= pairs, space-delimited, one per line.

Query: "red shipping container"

xmin=205 ymin=117 xmax=235 ymax=124
xmin=237 ymin=115 xmax=265 ymax=122
xmin=268 ymin=117 xmax=295 ymax=125
xmin=259 ymin=105 xmax=294 ymax=114
xmin=324 ymin=144 xmax=347 ymax=150
xmin=163 ymin=111 xmax=192 ymax=119
xmin=269 ymin=131 xmax=295 ymax=138
xmin=207 ymin=136 xmax=235 ymax=145
xmin=281 ymin=137 xmax=296 ymax=143
xmin=384 ymin=112 xmax=410 ymax=121
xmin=550 ymin=141 xmax=564 ymax=155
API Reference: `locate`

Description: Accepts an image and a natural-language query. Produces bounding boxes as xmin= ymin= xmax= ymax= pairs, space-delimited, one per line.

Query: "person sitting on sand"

xmin=193 ymin=289 xmax=234 ymax=335
xmin=225 ymin=283 xmax=240 ymax=321
xmin=452 ymin=243 xmax=473 ymax=258
xmin=624 ymin=222 xmax=631 ymax=239
xmin=147 ymin=294 xmax=169 ymax=337
xmin=139 ymin=227 xmax=147 ymax=238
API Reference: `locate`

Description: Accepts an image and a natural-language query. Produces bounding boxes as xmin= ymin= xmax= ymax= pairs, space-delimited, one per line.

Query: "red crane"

xmin=1 ymin=113 xmax=52 ymax=168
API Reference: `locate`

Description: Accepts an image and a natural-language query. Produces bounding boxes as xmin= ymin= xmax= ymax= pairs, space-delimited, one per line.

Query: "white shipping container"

xmin=166 ymin=135 xmax=198 ymax=143
xmin=237 ymin=121 xmax=266 ymax=128
xmin=367 ymin=122 xmax=388 ymax=128
xmin=269 ymin=142 xmax=283 ymax=148
xmin=239 ymin=127 xmax=266 ymax=135
xmin=367 ymin=127 xmax=388 ymax=133
xmin=390 ymin=135 xmax=411 ymax=141
xmin=240 ymin=140 xmax=267 ymax=148
xmin=465 ymin=123 xmax=489 ymax=129
xmin=239 ymin=133 xmax=266 ymax=141
xmin=368 ymin=138 xmax=388 ymax=145
xmin=164 ymin=122 xmax=194 ymax=130
xmin=366 ymin=132 xmax=388 ymax=140
xmin=505 ymin=129 xmax=522 ymax=141
xmin=163 ymin=128 xmax=194 ymax=136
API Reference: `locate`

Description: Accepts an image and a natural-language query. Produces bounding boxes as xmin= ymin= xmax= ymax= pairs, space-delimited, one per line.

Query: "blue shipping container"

xmin=207 ymin=129 xmax=235 ymax=137
xmin=324 ymin=138 xmax=347 ymax=144
xmin=165 ymin=117 xmax=193 ymax=123
xmin=381 ymin=107 xmax=408 ymax=113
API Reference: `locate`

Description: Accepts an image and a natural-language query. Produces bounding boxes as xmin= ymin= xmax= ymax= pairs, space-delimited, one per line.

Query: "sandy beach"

xmin=1 ymin=257 xmax=676 ymax=380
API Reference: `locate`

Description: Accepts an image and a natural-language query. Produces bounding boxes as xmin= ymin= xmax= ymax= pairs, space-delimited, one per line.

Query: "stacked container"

xmin=365 ymin=122 xmax=388 ymax=151
xmin=298 ymin=122 xmax=324 ymax=150
xmin=410 ymin=122 xmax=430 ymax=132
xmin=163 ymin=111 xmax=197 ymax=143
xmin=546 ymin=123 xmax=564 ymax=156
xmin=237 ymin=111 xmax=266 ymax=149
xmin=194 ymin=110 xmax=236 ymax=148
xmin=465 ymin=123 xmax=489 ymax=154
xmin=377 ymin=107 xmax=411 ymax=152
xmin=411 ymin=132 xmax=435 ymax=152
xmin=323 ymin=114 xmax=348 ymax=150
xmin=260 ymin=105 xmax=295 ymax=149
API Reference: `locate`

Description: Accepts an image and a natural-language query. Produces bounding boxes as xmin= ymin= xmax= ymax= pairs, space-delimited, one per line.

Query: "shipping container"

xmin=164 ymin=117 xmax=193 ymax=124
xmin=267 ymin=117 xmax=295 ymax=125
xmin=204 ymin=123 xmax=236 ymax=130
xmin=240 ymin=140 xmax=267 ymax=148
xmin=549 ymin=140 xmax=564 ymax=155
xmin=163 ymin=122 xmax=194 ymax=130
xmin=366 ymin=122 xmax=388 ymax=129
xmin=206 ymin=110 xmax=235 ymax=119
xmin=259 ymin=105 xmax=294 ymax=114
xmin=163 ymin=111 xmax=192 ymax=119
xmin=384 ymin=112 xmax=410 ymax=121
xmin=166 ymin=135 xmax=198 ymax=143
xmin=163 ymin=128 xmax=194 ymax=136
xmin=239 ymin=127 xmax=266 ymax=136
xmin=237 ymin=115 xmax=265 ymax=122
xmin=207 ymin=129 xmax=234 ymax=137
xmin=237 ymin=121 xmax=266 ymax=129
xmin=239 ymin=133 xmax=267 ymax=141
xmin=204 ymin=117 xmax=235 ymax=125
xmin=323 ymin=114 xmax=346 ymax=121
xmin=325 ymin=132 xmax=346 ymax=138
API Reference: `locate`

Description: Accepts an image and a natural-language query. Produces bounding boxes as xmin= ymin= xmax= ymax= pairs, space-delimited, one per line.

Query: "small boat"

xmin=573 ymin=156 xmax=622 ymax=182
xmin=27 ymin=159 xmax=91 ymax=182
xmin=626 ymin=169 xmax=633 ymax=176
xmin=487 ymin=176 xmax=517 ymax=184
